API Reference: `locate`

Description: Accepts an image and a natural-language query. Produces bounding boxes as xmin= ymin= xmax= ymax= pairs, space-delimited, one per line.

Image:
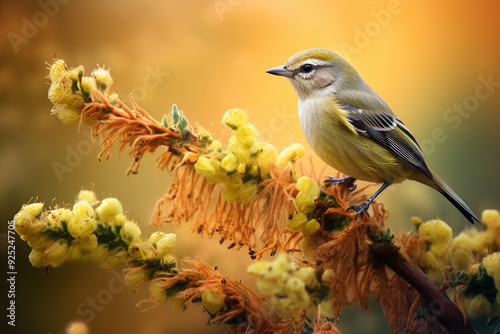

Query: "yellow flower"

xmin=102 ymin=248 xmax=128 ymax=269
xmin=68 ymin=202 xmax=96 ymax=238
xmin=28 ymin=249 xmax=44 ymax=267
xmin=462 ymin=295 xmax=492 ymax=318
xmin=14 ymin=203 xmax=43 ymax=236
xmin=21 ymin=202 xmax=44 ymax=217
xmin=162 ymin=254 xmax=176 ymax=266
xmin=321 ymin=269 xmax=335 ymax=282
xmin=482 ymin=252 xmax=500 ymax=290
xmin=150 ymin=281 xmax=167 ymax=303
xmin=286 ymin=212 xmax=308 ymax=232
xmin=296 ymin=177 xmax=320 ymax=199
xmin=51 ymin=103 xmax=81 ymax=124
xmin=419 ymin=251 xmax=441 ymax=271
xmin=68 ymin=65 xmax=84 ymax=82
xmin=194 ymin=156 xmax=225 ymax=183
xmin=277 ymin=143 xmax=305 ymax=166
xmin=284 ymin=276 xmax=309 ymax=307
xmin=155 ymin=233 xmax=176 ymax=256
xmin=67 ymin=244 xmax=84 ymax=260
xmin=222 ymin=108 xmax=249 ymax=130
xmin=148 ymin=231 xmax=166 ymax=246
xmin=296 ymin=267 xmax=319 ymax=289
xmin=236 ymin=162 xmax=246 ymax=174
xmin=418 ymin=219 xmax=452 ymax=245
xmin=411 ymin=216 xmax=423 ymax=226
xmin=201 ymin=289 xmax=226 ymax=314
xmin=73 ymin=201 xmax=94 ymax=219
xmin=112 ymin=214 xmax=127 ymax=227
xmin=303 ymin=219 xmax=320 ymax=236
xmin=237 ymin=182 xmax=258 ymax=205
xmin=120 ymin=220 xmax=142 ymax=244
xmin=91 ymin=244 xmax=110 ymax=262
xmin=128 ymin=243 xmax=145 ymax=259
xmin=109 ymin=93 xmax=119 ymax=103
xmin=49 ymin=59 xmax=67 ymax=81
xmin=77 ymin=190 xmax=98 ymax=204
xmin=125 ymin=268 xmax=150 ymax=290
xmin=448 ymin=234 xmax=474 ymax=270
xmin=78 ymin=234 xmax=98 ymax=251
xmin=207 ymin=139 xmax=222 ymax=153
xmin=482 ymin=209 xmax=500 ymax=245
xmin=168 ymin=297 xmax=184 ymax=311
xmin=48 ymin=76 xmax=84 ymax=108
xmin=92 ymin=67 xmax=113 ymax=92
xmin=220 ymin=153 xmax=239 ymax=173
xmin=257 ymin=143 xmax=278 ymax=175
xmin=27 ymin=233 xmax=50 ymax=249
xmin=46 ymin=239 xmax=69 ymax=268
xmin=222 ymin=174 xmax=243 ymax=202
xmin=295 ymin=192 xmax=316 ymax=214
xmin=235 ymin=123 xmax=258 ymax=147
xmin=96 ymin=198 xmax=123 ymax=224
xmin=80 ymin=76 xmax=96 ymax=95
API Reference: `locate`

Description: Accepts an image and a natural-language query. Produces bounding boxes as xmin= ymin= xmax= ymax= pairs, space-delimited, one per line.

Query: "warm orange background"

xmin=1 ymin=1 xmax=500 ymax=333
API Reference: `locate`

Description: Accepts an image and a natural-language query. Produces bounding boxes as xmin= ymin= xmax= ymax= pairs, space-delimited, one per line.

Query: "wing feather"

xmin=339 ymin=102 xmax=433 ymax=180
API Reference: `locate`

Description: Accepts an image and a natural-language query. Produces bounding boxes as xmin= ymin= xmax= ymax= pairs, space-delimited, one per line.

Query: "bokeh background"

xmin=1 ymin=1 xmax=500 ymax=333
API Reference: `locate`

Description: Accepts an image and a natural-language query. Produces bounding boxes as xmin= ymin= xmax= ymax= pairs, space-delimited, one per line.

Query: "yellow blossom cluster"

xmin=448 ymin=209 xmax=500 ymax=271
xmin=415 ymin=218 xmax=452 ymax=283
xmin=247 ymin=253 xmax=319 ymax=319
xmin=13 ymin=190 xmax=177 ymax=273
xmin=194 ymin=108 xmax=304 ymax=204
xmin=48 ymin=59 xmax=115 ymax=124
xmin=287 ymin=176 xmax=321 ymax=253
xmin=413 ymin=213 xmax=500 ymax=318
xmin=458 ymin=255 xmax=500 ymax=318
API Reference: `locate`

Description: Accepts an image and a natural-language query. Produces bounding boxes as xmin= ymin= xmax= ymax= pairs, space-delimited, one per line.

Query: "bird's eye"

xmin=301 ymin=64 xmax=314 ymax=73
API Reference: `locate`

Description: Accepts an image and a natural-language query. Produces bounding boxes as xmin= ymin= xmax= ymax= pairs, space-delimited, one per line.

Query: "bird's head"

xmin=266 ymin=48 xmax=362 ymax=100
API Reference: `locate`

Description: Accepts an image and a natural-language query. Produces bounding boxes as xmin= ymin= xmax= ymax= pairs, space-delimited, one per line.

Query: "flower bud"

xmin=222 ymin=108 xmax=249 ymax=130
xmin=46 ymin=240 xmax=69 ymax=268
xmin=201 ymin=289 xmax=225 ymax=314
xmin=96 ymin=198 xmax=123 ymax=224
xmin=156 ymin=233 xmax=176 ymax=256
xmin=29 ymin=249 xmax=44 ymax=267
xmin=120 ymin=220 xmax=142 ymax=244
xmin=150 ymin=281 xmax=167 ymax=303
xmin=77 ymin=190 xmax=98 ymax=204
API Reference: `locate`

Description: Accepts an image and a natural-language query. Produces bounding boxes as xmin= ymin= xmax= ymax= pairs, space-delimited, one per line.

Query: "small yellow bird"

xmin=267 ymin=48 xmax=479 ymax=223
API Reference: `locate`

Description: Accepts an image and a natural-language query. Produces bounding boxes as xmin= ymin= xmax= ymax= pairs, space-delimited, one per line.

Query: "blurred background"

xmin=1 ymin=1 xmax=500 ymax=333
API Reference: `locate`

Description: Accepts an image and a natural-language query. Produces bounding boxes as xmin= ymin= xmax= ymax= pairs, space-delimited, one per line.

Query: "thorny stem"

xmin=370 ymin=229 xmax=476 ymax=334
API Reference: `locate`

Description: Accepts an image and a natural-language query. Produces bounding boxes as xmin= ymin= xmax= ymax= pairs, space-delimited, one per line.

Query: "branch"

xmin=370 ymin=232 xmax=476 ymax=334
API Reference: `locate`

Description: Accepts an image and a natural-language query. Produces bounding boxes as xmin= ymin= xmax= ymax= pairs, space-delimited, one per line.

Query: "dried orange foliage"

xmin=81 ymin=90 xmax=196 ymax=176
xmin=305 ymin=183 xmax=449 ymax=334
xmin=139 ymin=259 xmax=337 ymax=334
xmin=151 ymin=163 xmax=303 ymax=257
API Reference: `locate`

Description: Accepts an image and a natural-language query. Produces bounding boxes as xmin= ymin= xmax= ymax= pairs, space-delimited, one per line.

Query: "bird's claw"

xmin=346 ymin=203 xmax=370 ymax=218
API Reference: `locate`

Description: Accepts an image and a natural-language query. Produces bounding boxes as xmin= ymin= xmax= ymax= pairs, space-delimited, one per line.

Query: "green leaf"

xmin=170 ymin=104 xmax=180 ymax=124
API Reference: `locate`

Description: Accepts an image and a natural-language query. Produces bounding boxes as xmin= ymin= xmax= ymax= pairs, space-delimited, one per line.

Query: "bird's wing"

xmin=339 ymin=101 xmax=433 ymax=180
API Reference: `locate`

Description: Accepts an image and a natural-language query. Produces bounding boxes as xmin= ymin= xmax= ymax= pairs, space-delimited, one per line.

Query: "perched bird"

xmin=266 ymin=48 xmax=479 ymax=223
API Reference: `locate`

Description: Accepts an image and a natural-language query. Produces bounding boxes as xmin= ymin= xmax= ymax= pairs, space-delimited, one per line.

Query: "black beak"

xmin=266 ymin=65 xmax=293 ymax=78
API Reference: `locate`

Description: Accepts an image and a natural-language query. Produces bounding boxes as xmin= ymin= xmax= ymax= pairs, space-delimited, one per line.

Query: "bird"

xmin=266 ymin=48 xmax=479 ymax=224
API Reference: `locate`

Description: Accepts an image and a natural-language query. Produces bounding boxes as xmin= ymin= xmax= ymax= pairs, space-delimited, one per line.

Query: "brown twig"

xmin=371 ymin=235 xmax=476 ymax=334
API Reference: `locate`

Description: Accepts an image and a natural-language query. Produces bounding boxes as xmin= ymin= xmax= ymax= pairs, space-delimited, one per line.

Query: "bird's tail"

xmin=426 ymin=170 xmax=480 ymax=224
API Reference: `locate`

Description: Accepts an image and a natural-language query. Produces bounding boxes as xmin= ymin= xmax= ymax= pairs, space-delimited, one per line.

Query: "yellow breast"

xmin=298 ymin=97 xmax=409 ymax=184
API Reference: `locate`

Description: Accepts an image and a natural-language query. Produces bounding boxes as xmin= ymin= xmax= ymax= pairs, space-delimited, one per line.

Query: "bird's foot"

xmin=346 ymin=201 xmax=371 ymax=218
xmin=324 ymin=176 xmax=357 ymax=191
